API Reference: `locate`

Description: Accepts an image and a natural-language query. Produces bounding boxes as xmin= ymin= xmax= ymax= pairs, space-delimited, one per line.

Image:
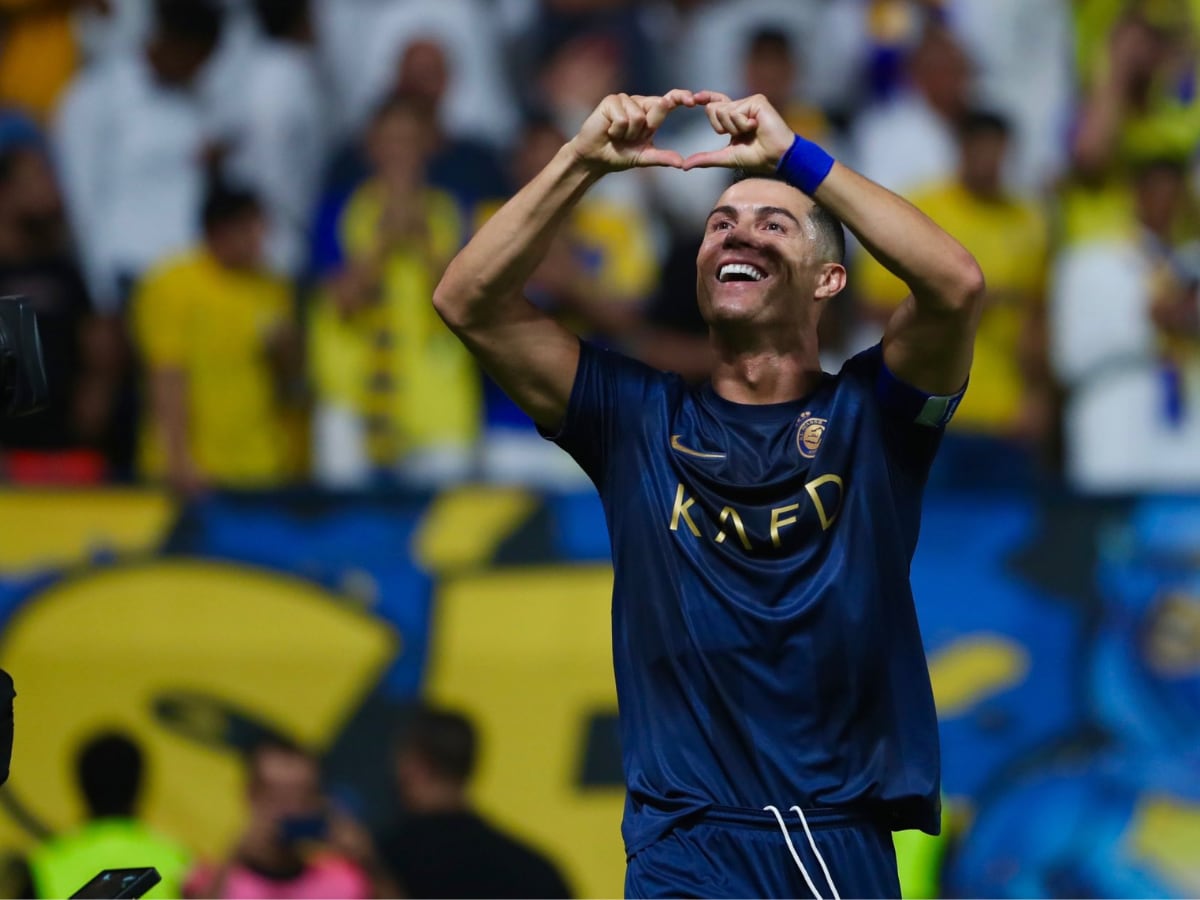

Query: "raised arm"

xmin=684 ymin=92 xmax=985 ymax=395
xmin=432 ymin=91 xmax=692 ymax=431
xmin=818 ymin=163 xmax=985 ymax=394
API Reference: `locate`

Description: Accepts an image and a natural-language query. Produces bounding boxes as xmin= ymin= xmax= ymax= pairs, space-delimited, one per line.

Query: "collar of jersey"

xmin=698 ymin=376 xmax=829 ymax=424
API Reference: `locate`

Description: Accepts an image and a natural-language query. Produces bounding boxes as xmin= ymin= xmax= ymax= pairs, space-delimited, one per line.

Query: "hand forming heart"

xmin=566 ymin=90 xmax=796 ymax=176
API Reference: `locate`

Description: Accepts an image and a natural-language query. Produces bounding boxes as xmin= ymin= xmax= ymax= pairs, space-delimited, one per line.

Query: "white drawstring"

xmin=763 ymin=805 xmax=841 ymax=900
xmin=790 ymin=805 xmax=840 ymax=900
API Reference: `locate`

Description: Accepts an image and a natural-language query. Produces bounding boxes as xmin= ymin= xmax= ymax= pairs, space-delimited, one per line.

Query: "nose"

xmin=720 ymin=226 xmax=768 ymax=259
xmin=721 ymin=228 xmax=766 ymax=254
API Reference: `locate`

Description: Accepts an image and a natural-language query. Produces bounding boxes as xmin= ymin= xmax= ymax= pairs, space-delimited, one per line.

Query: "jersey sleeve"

xmin=539 ymin=339 xmax=662 ymax=485
xmin=132 ymin=265 xmax=189 ymax=370
xmin=849 ymin=344 xmax=966 ymax=475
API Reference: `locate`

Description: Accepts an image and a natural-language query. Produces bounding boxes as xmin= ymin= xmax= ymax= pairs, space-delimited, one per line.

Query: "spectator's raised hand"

xmin=682 ymin=92 xmax=795 ymax=174
xmin=568 ymin=90 xmax=695 ymax=172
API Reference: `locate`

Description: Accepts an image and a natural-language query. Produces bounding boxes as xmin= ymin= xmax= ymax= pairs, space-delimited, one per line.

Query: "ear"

xmin=814 ymin=262 xmax=847 ymax=302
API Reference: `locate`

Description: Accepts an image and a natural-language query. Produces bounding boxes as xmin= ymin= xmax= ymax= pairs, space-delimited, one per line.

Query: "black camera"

xmin=0 ymin=295 xmax=48 ymax=418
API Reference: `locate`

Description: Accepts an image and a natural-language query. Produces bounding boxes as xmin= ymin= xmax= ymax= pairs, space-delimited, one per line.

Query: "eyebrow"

xmin=705 ymin=204 xmax=803 ymax=227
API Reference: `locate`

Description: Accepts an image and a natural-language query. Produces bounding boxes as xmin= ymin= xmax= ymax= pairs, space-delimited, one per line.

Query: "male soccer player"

xmin=432 ymin=89 xmax=984 ymax=899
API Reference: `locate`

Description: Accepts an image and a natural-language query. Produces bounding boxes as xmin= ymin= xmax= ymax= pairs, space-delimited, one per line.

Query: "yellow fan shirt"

xmin=308 ymin=182 xmax=480 ymax=459
xmin=853 ymin=181 xmax=1050 ymax=435
xmin=133 ymin=249 xmax=292 ymax=485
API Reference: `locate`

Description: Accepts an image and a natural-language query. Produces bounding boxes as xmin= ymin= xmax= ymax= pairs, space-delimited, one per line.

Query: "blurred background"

xmin=0 ymin=0 xmax=1198 ymax=896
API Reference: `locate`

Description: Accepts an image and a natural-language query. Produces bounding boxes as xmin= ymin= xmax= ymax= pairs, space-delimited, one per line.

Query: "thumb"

xmin=636 ymin=147 xmax=685 ymax=168
xmin=682 ymin=147 xmax=738 ymax=170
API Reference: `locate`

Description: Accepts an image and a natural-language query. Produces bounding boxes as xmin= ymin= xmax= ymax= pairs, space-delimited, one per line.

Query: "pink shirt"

xmin=188 ymin=853 xmax=372 ymax=899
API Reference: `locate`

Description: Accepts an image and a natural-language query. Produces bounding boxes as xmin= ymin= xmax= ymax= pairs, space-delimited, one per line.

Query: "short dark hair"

xmin=0 ymin=146 xmax=32 ymax=184
xmin=251 ymin=0 xmax=308 ymax=40
xmin=747 ymin=27 xmax=791 ymax=58
xmin=1131 ymin=155 xmax=1189 ymax=180
xmin=731 ymin=170 xmax=846 ymax=265
xmin=78 ymin=731 xmax=143 ymax=819
xmin=369 ymin=90 xmax=436 ymax=130
xmin=396 ymin=704 xmax=477 ymax=785
xmin=807 ymin=201 xmax=846 ymax=265
xmin=957 ymin=109 xmax=1011 ymax=140
xmin=244 ymin=735 xmax=316 ymax=785
xmin=154 ymin=0 xmax=223 ymax=46
xmin=201 ymin=181 xmax=261 ymax=233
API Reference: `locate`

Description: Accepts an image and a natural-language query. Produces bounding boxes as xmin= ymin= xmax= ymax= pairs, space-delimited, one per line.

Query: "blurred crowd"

xmin=0 ymin=0 xmax=1198 ymax=495
xmin=10 ymin=704 xmax=573 ymax=899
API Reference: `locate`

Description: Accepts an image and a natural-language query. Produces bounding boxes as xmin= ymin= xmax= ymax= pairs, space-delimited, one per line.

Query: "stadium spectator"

xmin=525 ymin=0 xmax=660 ymax=102
xmin=658 ymin=0 xmax=818 ymax=108
xmin=0 ymin=141 xmax=117 ymax=480
xmin=223 ymin=0 xmax=330 ymax=280
xmin=1062 ymin=2 xmax=1200 ymax=245
xmin=474 ymin=114 xmax=654 ymax=487
xmin=132 ymin=183 xmax=299 ymax=495
xmin=850 ymin=21 xmax=974 ymax=195
xmin=72 ymin=0 xmax=152 ymax=64
xmin=393 ymin=38 xmax=510 ymax=218
xmin=946 ymin=0 xmax=1074 ymax=194
xmin=53 ymin=0 xmax=224 ymax=314
xmin=1052 ymin=156 xmax=1200 ymax=492
xmin=852 ymin=109 xmax=1052 ymax=487
xmin=534 ymin=27 xmax=653 ymax=223
xmin=650 ymin=24 xmax=829 ymax=234
xmin=0 ymin=106 xmax=42 ymax=155
xmin=308 ymin=94 xmax=478 ymax=488
xmin=307 ymin=0 xmax=394 ymax=139
xmin=635 ymin=231 xmax=713 ymax=382
xmin=378 ymin=704 xmax=572 ymax=899
xmin=186 ymin=737 xmax=385 ymax=899
xmin=333 ymin=0 xmax=517 ymax=148
xmin=743 ymin=25 xmax=834 ymax=145
xmin=315 ymin=36 xmax=509 ymax=224
xmin=29 ymin=731 xmax=191 ymax=900
xmin=499 ymin=115 xmax=658 ymax=342
xmin=0 ymin=0 xmax=82 ymax=123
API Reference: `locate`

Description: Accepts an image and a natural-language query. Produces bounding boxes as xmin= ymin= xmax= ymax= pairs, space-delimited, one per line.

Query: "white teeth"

xmin=718 ymin=263 xmax=766 ymax=283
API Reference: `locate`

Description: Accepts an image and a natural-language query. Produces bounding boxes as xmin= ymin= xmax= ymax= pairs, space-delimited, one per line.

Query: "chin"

xmin=704 ymin=300 xmax=762 ymax=327
xmin=700 ymin=282 xmax=772 ymax=324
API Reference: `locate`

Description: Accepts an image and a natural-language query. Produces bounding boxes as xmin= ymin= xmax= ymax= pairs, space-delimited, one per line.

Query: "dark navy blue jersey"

xmin=545 ymin=340 xmax=962 ymax=857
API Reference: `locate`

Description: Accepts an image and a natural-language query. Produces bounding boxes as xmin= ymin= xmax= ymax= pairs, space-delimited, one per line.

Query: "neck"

xmin=240 ymin=841 xmax=302 ymax=873
xmin=0 ymin=218 xmax=46 ymax=263
xmin=962 ymin=176 xmax=1003 ymax=202
xmin=0 ymin=221 xmax=25 ymax=262
xmin=405 ymin=780 xmax=468 ymax=814
xmin=708 ymin=328 xmax=823 ymax=405
xmin=922 ymin=90 xmax=962 ymax=123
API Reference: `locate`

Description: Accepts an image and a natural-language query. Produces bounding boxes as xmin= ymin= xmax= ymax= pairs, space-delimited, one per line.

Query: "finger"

xmin=636 ymin=147 xmax=685 ymax=169
xmin=661 ymin=88 xmax=696 ymax=108
xmin=694 ymin=90 xmax=732 ymax=105
xmin=642 ymin=93 xmax=683 ymax=130
xmin=619 ymin=93 xmax=647 ymax=142
xmin=644 ymin=99 xmax=670 ymax=131
xmin=705 ymin=103 xmax=728 ymax=135
xmin=604 ymin=95 xmax=630 ymax=141
xmin=633 ymin=89 xmax=695 ymax=110
xmin=682 ymin=147 xmax=738 ymax=170
xmin=715 ymin=106 xmax=742 ymax=136
xmin=731 ymin=109 xmax=758 ymax=133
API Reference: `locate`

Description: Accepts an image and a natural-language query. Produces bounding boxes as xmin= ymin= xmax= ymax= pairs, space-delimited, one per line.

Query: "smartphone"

xmin=280 ymin=812 xmax=329 ymax=844
xmin=70 ymin=868 xmax=161 ymax=899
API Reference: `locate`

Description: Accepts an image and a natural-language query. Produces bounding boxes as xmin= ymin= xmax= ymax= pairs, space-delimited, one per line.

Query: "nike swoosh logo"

xmin=671 ymin=434 xmax=727 ymax=460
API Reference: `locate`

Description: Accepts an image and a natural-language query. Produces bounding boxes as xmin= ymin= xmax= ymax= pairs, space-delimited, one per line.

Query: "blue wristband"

xmin=776 ymin=134 xmax=835 ymax=195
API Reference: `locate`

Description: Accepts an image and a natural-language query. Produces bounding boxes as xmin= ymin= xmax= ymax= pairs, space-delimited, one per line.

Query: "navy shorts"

xmin=625 ymin=805 xmax=901 ymax=899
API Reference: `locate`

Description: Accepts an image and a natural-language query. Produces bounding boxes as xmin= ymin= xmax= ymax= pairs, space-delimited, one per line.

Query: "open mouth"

xmin=717 ymin=263 xmax=768 ymax=283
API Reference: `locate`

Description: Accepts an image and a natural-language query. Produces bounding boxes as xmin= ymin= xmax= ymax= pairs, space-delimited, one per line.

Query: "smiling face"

xmin=696 ymin=177 xmax=845 ymax=337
